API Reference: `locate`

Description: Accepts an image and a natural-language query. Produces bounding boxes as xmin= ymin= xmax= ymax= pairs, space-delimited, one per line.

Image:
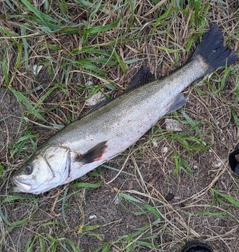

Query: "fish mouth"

xmin=12 ymin=177 xmax=32 ymax=192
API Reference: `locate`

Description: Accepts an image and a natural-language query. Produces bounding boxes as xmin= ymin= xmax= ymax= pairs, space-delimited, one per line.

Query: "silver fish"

xmin=12 ymin=24 xmax=238 ymax=194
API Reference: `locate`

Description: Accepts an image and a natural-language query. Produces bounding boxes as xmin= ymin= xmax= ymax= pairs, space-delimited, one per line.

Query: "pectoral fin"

xmin=76 ymin=141 xmax=108 ymax=164
xmin=166 ymin=94 xmax=188 ymax=114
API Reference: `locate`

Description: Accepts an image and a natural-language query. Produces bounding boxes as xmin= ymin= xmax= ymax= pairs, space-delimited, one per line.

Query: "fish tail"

xmin=193 ymin=24 xmax=239 ymax=74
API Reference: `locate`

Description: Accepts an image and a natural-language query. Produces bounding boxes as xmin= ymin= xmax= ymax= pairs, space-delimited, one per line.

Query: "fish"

xmin=12 ymin=24 xmax=239 ymax=194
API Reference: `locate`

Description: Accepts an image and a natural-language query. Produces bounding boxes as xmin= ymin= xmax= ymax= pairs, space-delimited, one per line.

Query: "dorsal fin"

xmin=127 ymin=66 xmax=155 ymax=89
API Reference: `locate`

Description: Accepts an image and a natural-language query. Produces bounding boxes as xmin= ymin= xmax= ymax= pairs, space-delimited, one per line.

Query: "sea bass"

xmin=12 ymin=24 xmax=238 ymax=194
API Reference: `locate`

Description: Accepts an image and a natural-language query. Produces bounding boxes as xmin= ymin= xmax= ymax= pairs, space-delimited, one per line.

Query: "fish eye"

xmin=25 ymin=164 xmax=33 ymax=175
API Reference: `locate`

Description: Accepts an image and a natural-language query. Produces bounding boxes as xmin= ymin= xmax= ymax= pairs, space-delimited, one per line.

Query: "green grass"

xmin=0 ymin=0 xmax=239 ymax=251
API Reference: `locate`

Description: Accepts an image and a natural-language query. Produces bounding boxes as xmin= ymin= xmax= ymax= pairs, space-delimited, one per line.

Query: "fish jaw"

xmin=12 ymin=177 xmax=32 ymax=192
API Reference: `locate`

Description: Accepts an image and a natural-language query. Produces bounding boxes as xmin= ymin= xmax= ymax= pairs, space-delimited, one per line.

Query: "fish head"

xmin=12 ymin=146 xmax=71 ymax=194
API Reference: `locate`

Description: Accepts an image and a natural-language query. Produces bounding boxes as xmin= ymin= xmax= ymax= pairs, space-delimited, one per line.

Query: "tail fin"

xmin=193 ymin=24 xmax=239 ymax=74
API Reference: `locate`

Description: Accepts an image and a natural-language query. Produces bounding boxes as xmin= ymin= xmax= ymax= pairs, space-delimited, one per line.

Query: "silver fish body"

xmin=12 ymin=24 xmax=239 ymax=194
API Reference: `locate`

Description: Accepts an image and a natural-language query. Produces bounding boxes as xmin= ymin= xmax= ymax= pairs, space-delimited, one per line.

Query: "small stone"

xmin=152 ymin=141 xmax=158 ymax=147
xmin=89 ymin=214 xmax=97 ymax=220
xmin=193 ymin=161 xmax=198 ymax=169
xmin=162 ymin=146 xmax=169 ymax=153
xmin=85 ymin=92 xmax=104 ymax=106
xmin=165 ymin=119 xmax=183 ymax=132
xmin=86 ymin=80 xmax=93 ymax=85
xmin=214 ymin=161 xmax=222 ymax=168
xmin=32 ymin=65 xmax=43 ymax=75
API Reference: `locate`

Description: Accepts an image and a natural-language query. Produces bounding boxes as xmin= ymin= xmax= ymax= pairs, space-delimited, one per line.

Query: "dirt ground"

xmin=0 ymin=1 xmax=239 ymax=252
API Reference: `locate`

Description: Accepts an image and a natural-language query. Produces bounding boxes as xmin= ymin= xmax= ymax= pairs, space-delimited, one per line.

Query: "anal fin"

xmin=166 ymin=94 xmax=188 ymax=114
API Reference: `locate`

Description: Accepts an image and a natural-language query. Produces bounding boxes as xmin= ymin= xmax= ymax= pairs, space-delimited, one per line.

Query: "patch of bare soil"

xmin=0 ymin=90 xmax=22 ymax=161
